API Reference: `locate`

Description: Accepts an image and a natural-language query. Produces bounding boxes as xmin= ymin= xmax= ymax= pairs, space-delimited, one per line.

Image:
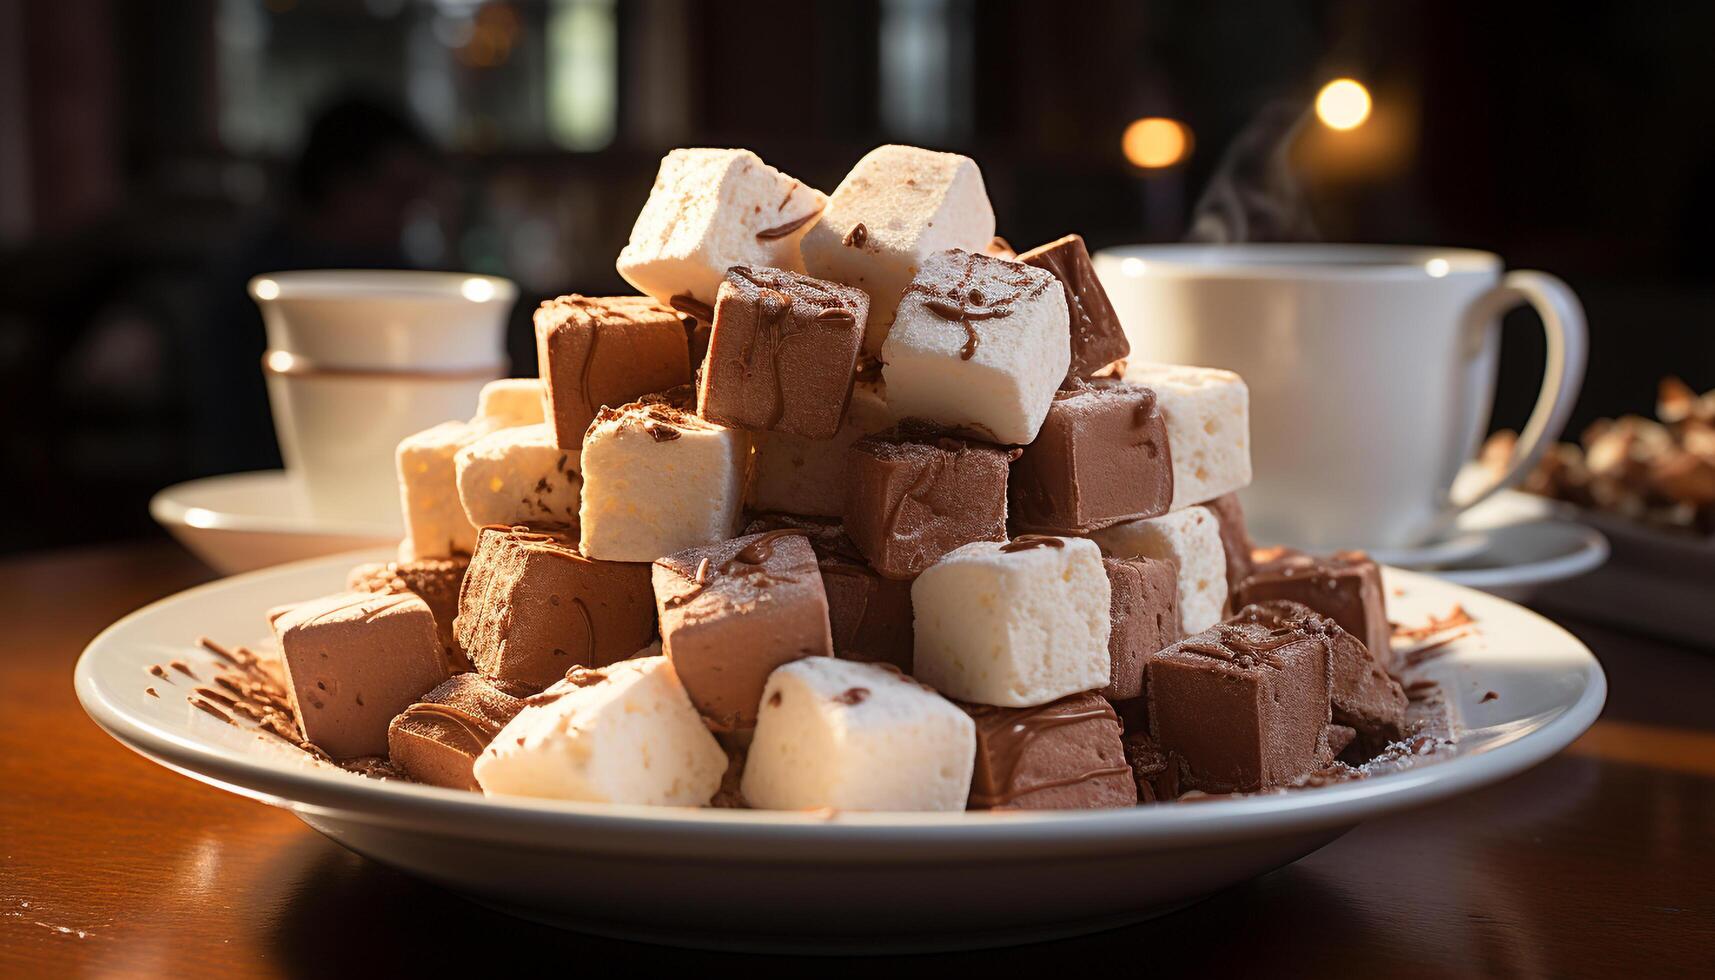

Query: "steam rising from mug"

xmin=1186 ymin=100 xmax=1320 ymax=244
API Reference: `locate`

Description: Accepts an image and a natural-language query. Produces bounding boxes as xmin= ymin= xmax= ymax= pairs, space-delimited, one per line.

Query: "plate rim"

xmin=75 ymin=550 xmax=1607 ymax=860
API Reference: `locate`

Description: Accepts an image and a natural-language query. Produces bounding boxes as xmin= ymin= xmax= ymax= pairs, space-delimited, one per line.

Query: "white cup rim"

xmin=248 ymin=269 xmax=517 ymax=304
xmin=1094 ymin=244 xmax=1501 ymax=280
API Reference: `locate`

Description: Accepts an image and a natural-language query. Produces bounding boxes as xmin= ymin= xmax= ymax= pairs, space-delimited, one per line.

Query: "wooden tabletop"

xmin=2 ymin=541 xmax=1712 ymax=976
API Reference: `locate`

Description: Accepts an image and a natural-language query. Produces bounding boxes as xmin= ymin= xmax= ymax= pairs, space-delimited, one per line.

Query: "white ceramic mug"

xmin=1093 ymin=244 xmax=1587 ymax=552
xmin=250 ymin=270 xmax=515 ymax=526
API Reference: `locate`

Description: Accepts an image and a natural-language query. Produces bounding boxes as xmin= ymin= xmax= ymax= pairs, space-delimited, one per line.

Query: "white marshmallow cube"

xmin=881 ymin=250 xmax=1070 ymax=445
xmin=454 ymin=423 xmax=582 ymax=529
xmin=396 ymin=417 xmax=500 ymax=559
xmin=578 ymin=401 xmax=750 ymax=562
xmin=802 ymin=145 xmax=997 ymax=354
xmin=742 ymin=658 xmax=975 ymax=812
xmin=474 ymin=653 xmax=727 ymax=805
xmin=911 ymin=537 xmax=1111 ymax=707
xmin=749 ymin=379 xmax=891 ymax=517
xmin=1122 ymin=362 xmax=1253 ymax=509
xmin=475 ymin=378 xmax=546 ymax=427
xmin=616 ymin=148 xmax=827 ymax=308
xmin=1090 ymin=505 xmax=1228 ymax=634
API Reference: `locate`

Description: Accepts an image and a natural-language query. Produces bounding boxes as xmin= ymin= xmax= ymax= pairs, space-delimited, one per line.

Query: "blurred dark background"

xmin=1 ymin=0 xmax=1711 ymax=553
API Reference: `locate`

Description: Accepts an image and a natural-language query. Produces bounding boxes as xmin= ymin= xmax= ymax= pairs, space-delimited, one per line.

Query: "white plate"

xmin=75 ymin=550 xmax=1605 ymax=953
xmin=150 ymin=471 xmax=401 ymax=575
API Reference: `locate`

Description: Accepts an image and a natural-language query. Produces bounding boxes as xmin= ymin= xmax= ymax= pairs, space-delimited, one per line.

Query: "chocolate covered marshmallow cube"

xmin=881 ymin=249 xmax=1070 ymax=445
xmin=1091 ymin=506 xmax=1228 ymax=635
xmin=911 ymin=536 xmax=1111 ymax=707
xmin=1009 ymin=379 xmax=1173 ymax=533
xmin=742 ymin=658 xmax=976 ymax=812
xmin=964 ymin=692 xmax=1136 ymax=810
xmin=744 ymin=514 xmax=915 ymax=672
xmin=474 ymin=655 xmax=727 ymax=805
xmin=801 ymin=145 xmax=996 ymax=354
xmin=696 ymin=266 xmax=869 ymax=438
xmin=1234 ymin=600 xmax=1406 ymax=746
xmin=844 ymin=425 xmax=1015 ymax=579
xmin=396 ymin=418 xmax=501 ymax=559
xmin=653 ymin=530 xmax=834 ymax=730
xmin=1148 ymin=619 xmax=1334 ymax=793
xmin=1100 ymin=555 xmax=1180 ymax=702
xmin=272 ymin=591 xmax=452 ymax=759
xmin=476 ymin=378 xmax=546 ymax=427
xmin=535 ymin=295 xmax=691 ymax=451
xmin=750 ymin=378 xmax=891 ymax=517
xmin=1121 ymin=363 xmax=1253 ymax=509
xmin=454 ymin=423 xmax=582 ymax=529
xmin=578 ymin=390 xmax=750 ymax=561
xmin=387 ymin=674 xmax=529 ymax=790
xmin=1016 ymin=233 xmax=1131 ymax=379
xmin=1233 ymin=548 xmax=1394 ymax=671
xmin=617 ymin=148 xmax=827 ymax=308
xmin=456 ymin=524 xmax=655 ymax=691
xmin=347 ymin=556 xmax=471 ymax=672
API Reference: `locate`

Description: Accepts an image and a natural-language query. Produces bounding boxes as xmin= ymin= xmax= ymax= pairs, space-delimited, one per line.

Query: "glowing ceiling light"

xmin=1122 ymin=117 xmax=1192 ymax=169
xmin=1315 ymin=78 xmax=1372 ymax=131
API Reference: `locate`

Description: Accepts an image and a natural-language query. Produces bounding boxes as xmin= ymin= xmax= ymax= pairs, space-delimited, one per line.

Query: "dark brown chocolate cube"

xmin=1147 ymin=620 xmax=1333 ymax=793
xmin=1197 ymin=492 xmax=1254 ymax=605
xmin=272 ymin=591 xmax=452 ymax=759
xmin=745 ymin=513 xmax=914 ymax=671
xmin=1234 ymin=549 xmax=1394 ymax=672
xmin=1100 ymin=555 xmax=1180 ymax=701
xmin=1009 ymin=380 xmax=1173 ymax=534
xmin=386 ymin=674 xmax=528 ymax=790
xmin=535 ymin=295 xmax=691 ymax=449
xmin=348 ymin=556 xmax=472 ymax=672
xmin=653 ymin=530 xmax=834 ymax=730
xmin=1016 ymin=234 xmax=1130 ymax=379
xmin=697 ymin=267 xmax=869 ymax=438
xmin=1235 ymin=599 xmax=1407 ymax=746
xmin=455 ymin=524 xmax=656 ymax=692
xmin=844 ymin=426 xmax=1014 ymax=580
xmin=964 ymin=692 xmax=1137 ymax=810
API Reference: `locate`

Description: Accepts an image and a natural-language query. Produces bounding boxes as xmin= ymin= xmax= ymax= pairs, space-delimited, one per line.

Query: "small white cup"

xmin=250 ymin=270 xmax=515 ymax=526
xmin=1093 ymin=244 xmax=1587 ymax=552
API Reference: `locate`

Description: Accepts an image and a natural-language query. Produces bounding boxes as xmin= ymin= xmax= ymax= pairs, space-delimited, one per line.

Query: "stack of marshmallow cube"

xmin=379 ymin=143 xmax=1253 ymax=812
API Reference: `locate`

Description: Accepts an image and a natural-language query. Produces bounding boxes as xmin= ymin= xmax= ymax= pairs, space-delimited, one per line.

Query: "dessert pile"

xmin=234 ymin=145 xmax=1443 ymax=811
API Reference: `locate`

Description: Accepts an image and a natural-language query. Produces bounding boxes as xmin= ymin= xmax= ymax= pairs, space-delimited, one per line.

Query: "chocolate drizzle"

xmin=755 ymin=207 xmax=823 ymax=241
xmin=1178 ymin=622 xmax=1302 ymax=670
xmin=570 ymin=596 xmax=595 ymax=664
xmin=901 ymin=251 xmax=1056 ymax=361
xmin=662 ymin=531 xmax=807 ymax=610
xmin=725 ymin=267 xmax=859 ymax=430
xmin=966 ymin=699 xmax=1129 ymax=808
xmin=1000 ymin=535 xmax=1065 ymax=553
xmin=397 ymin=700 xmax=505 ymax=754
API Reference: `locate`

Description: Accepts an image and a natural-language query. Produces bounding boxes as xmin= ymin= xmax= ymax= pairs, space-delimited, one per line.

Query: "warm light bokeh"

xmin=1122 ymin=117 xmax=1192 ymax=169
xmin=1315 ymin=78 xmax=1372 ymax=131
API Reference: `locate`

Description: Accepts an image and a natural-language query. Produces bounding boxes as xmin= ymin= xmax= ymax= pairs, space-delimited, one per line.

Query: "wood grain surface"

xmin=1 ymin=541 xmax=1711 ymax=976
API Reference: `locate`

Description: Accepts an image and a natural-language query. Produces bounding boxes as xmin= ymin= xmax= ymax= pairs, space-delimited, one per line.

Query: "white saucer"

xmin=150 ymin=471 xmax=401 ymax=575
xmin=76 ymin=549 xmax=1605 ymax=953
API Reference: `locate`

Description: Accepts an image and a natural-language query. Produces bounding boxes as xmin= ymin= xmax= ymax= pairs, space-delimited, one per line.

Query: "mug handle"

xmin=1437 ymin=270 xmax=1588 ymax=527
